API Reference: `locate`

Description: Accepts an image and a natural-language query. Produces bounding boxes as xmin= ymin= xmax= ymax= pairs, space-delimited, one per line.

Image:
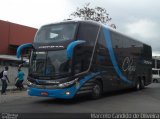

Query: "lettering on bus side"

xmin=122 ymin=57 xmax=136 ymax=72
xmin=143 ymin=60 xmax=152 ymax=65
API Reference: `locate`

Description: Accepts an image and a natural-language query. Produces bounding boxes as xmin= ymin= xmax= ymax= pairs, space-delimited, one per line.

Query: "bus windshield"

xmin=30 ymin=50 xmax=70 ymax=77
xmin=34 ymin=23 xmax=77 ymax=43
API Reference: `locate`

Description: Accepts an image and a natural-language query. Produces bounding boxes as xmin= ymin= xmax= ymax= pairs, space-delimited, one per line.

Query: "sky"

xmin=0 ymin=0 xmax=160 ymax=56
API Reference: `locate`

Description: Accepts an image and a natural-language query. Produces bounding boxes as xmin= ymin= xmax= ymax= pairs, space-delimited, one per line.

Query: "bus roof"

xmin=39 ymin=20 xmax=151 ymax=48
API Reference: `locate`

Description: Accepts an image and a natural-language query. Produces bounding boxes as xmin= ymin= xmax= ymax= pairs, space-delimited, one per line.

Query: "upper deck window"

xmin=34 ymin=23 xmax=77 ymax=43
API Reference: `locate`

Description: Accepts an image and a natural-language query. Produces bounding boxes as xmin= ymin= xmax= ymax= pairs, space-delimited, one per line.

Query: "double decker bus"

xmin=17 ymin=20 xmax=152 ymax=99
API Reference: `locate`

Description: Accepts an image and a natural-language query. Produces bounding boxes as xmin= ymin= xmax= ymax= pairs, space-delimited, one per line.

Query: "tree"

xmin=70 ymin=3 xmax=116 ymax=29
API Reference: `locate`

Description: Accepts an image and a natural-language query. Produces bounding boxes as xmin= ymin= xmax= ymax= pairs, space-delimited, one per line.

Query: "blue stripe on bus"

xmin=66 ymin=40 xmax=86 ymax=59
xmin=28 ymin=72 xmax=100 ymax=99
xmin=103 ymin=28 xmax=132 ymax=84
xmin=78 ymin=72 xmax=100 ymax=88
xmin=16 ymin=43 xmax=32 ymax=58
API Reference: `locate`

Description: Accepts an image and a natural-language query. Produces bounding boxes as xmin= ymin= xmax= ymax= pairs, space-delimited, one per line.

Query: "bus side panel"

xmin=102 ymin=27 xmax=152 ymax=90
xmin=109 ymin=29 xmax=152 ymax=87
xmin=92 ymin=28 xmax=121 ymax=92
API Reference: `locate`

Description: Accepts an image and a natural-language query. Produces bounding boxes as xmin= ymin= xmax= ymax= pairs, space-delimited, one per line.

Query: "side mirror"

xmin=16 ymin=43 xmax=33 ymax=66
xmin=66 ymin=40 xmax=86 ymax=59
xmin=16 ymin=43 xmax=33 ymax=58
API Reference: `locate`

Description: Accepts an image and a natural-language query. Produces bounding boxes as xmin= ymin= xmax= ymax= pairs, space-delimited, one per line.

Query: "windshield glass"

xmin=34 ymin=23 xmax=77 ymax=43
xmin=30 ymin=50 xmax=70 ymax=77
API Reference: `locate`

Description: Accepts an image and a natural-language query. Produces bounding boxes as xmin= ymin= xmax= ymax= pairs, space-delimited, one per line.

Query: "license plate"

xmin=41 ymin=92 xmax=48 ymax=96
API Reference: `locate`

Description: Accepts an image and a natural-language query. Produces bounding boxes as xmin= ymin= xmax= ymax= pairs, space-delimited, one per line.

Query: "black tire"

xmin=153 ymin=79 xmax=158 ymax=83
xmin=91 ymin=80 xmax=102 ymax=99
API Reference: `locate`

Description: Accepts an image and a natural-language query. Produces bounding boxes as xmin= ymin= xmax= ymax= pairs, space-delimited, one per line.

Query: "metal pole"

xmin=155 ymin=59 xmax=157 ymax=68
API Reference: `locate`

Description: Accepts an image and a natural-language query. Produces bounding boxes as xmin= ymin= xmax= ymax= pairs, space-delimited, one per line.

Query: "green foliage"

xmin=70 ymin=3 xmax=116 ymax=29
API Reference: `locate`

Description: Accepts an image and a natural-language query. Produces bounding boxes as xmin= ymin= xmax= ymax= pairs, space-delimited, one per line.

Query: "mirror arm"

xmin=66 ymin=40 xmax=86 ymax=59
xmin=16 ymin=43 xmax=33 ymax=58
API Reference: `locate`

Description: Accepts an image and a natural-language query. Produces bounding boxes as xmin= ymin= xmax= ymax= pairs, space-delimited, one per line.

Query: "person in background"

xmin=15 ymin=68 xmax=25 ymax=90
xmin=1 ymin=66 xmax=10 ymax=95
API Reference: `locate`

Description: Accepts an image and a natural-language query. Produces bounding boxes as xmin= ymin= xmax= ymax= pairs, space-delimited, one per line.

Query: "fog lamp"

xmin=65 ymin=91 xmax=70 ymax=95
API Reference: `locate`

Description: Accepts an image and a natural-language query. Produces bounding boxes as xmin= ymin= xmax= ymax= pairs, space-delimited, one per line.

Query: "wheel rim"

xmin=141 ymin=80 xmax=144 ymax=88
xmin=137 ymin=81 xmax=140 ymax=90
xmin=93 ymin=84 xmax=101 ymax=97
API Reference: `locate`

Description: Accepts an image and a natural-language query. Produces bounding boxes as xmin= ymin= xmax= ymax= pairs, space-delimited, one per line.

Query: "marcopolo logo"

xmin=122 ymin=57 xmax=136 ymax=72
xmin=38 ymin=45 xmax=64 ymax=49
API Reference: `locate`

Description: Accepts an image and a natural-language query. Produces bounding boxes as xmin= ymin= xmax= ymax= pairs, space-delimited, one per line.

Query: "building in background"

xmin=0 ymin=19 xmax=37 ymax=66
xmin=0 ymin=19 xmax=37 ymax=55
xmin=152 ymin=56 xmax=160 ymax=68
xmin=152 ymin=56 xmax=160 ymax=83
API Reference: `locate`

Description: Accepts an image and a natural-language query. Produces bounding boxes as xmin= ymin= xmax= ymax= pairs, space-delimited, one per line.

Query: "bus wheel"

xmin=91 ymin=80 xmax=102 ymax=99
xmin=140 ymin=79 xmax=145 ymax=89
xmin=135 ymin=80 xmax=141 ymax=90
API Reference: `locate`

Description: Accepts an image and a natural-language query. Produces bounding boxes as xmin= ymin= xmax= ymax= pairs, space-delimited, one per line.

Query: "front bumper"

xmin=27 ymin=72 xmax=100 ymax=99
xmin=28 ymin=84 xmax=78 ymax=99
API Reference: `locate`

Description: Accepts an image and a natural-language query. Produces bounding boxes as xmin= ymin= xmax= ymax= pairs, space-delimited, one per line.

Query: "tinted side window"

xmin=111 ymin=32 xmax=123 ymax=49
xmin=77 ymin=23 xmax=99 ymax=46
xmin=110 ymin=32 xmax=124 ymax=67
xmin=111 ymin=31 xmax=144 ymax=71
xmin=73 ymin=23 xmax=99 ymax=74
xmin=142 ymin=45 xmax=152 ymax=59
xmin=95 ymin=29 xmax=112 ymax=67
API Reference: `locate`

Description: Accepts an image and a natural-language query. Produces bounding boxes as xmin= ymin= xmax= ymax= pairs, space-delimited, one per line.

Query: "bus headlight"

xmin=58 ymin=78 xmax=78 ymax=88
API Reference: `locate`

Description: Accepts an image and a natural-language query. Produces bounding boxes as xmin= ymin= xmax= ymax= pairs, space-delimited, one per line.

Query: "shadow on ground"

xmin=34 ymin=86 xmax=151 ymax=105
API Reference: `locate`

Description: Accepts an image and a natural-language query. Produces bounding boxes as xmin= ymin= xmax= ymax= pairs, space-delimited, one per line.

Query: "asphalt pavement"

xmin=0 ymin=83 xmax=160 ymax=118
